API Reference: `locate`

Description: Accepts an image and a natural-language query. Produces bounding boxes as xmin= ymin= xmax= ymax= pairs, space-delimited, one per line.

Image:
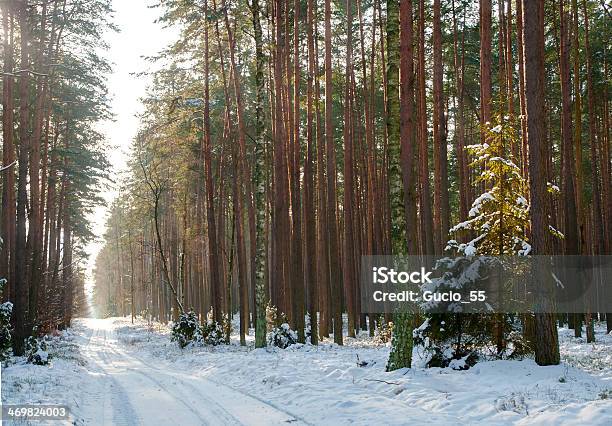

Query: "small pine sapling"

xmin=171 ymin=310 xmax=202 ymax=348
xmin=202 ymin=308 xmax=225 ymax=346
xmin=25 ymin=327 xmax=51 ymax=365
xmin=446 ymin=113 xmax=530 ymax=257
xmin=267 ymin=322 xmax=298 ymax=349
xmin=417 ymin=113 xmax=532 ymax=368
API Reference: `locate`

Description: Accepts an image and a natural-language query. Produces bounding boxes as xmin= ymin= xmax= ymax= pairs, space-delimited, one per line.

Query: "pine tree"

xmin=324 ymin=0 xmax=343 ymax=346
xmin=447 ymin=113 xmax=530 ymax=258
xmin=250 ymin=0 xmax=268 ymax=348
xmin=414 ymin=113 xmax=532 ymax=368
xmin=386 ymin=0 xmax=404 ymax=253
xmin=522 ymin=0 xmax=560 ymax=366
xmin=386 ymin=0 xmax=420 ymax=372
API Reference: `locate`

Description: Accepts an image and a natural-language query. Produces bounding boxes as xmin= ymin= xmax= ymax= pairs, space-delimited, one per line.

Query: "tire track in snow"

xmin=100 ymin=339 xmax=225 ymax=425
xmin=82 ymin=322 xmax=237 ymax=425
xmin=113 ymin=334 xmax=311 ymax=425
xmin=80 ymin=326 xmax=142 ymax=426
xmin=104 ymin=328 xmax=242 ymax=425
xmin=96 ymin=327 xmax=208 ymax=425
xmin=77 ymin=319 xmax=309 ymax=425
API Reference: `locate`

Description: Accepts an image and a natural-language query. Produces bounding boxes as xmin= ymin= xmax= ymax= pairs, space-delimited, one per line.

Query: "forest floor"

xmin=2 ymin=318 xmax=611 ymax=425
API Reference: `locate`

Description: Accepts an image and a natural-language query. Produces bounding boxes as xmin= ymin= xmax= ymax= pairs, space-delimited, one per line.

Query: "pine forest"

xmin=0 ymin=0 xmax=611 ymax=424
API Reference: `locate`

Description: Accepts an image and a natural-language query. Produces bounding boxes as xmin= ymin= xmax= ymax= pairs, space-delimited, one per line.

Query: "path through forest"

xmin=3 ymin=317 xmax=611 ymax=425
xmin=77 ymin=318 xmax=304 ymax=425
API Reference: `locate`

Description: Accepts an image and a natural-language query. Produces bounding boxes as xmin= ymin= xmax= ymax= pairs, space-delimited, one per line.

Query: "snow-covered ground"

xmin=2 ymin=318 xmax=611 ymax=425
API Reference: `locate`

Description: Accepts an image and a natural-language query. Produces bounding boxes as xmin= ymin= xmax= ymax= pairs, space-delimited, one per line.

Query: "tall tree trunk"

xmin=315 ymin=9 xmax=330 ymax=338
xmin=480 ymin=0 xmax=493 ymax=141
xmin=1 ymin=1 xmax=16 ymax=302
xmin=324 ymin=0 xmax=343 ymax=345
xmin=291 ymin=0 xmax=305 ymax=342
xmin=273 ymin=0 xmax=291 ymax=326
xmin=13 ymin=0 xmax=31 ymax=355
xmin=222 ymin=0 xmax=251 ymax=345
xmin=452 ymin=0 xmax=469 ymax=223
xmin=418 ymin=0 xmax=434 ymax=255
xmin=203 ymin=0 xmax=222 ymax=324
xmin=433 ymin=0 xmax=450 ymax=254
xmin=506 ymin=0 xmax=515 ymax=118
xmin=516 ymin=0 xmax=529 ymax=179
xmin=400 ymin=1 xmax=418 ymax=259
xmin=357 ymin=0 xmax=376 ymax=284
xmin=582 ymin=0 xmax=605 ymax=257
xmin=558 ymin=0 xmax=582 ymax=338
xmin=343 ymin=0 xmax=357 ymax=338
xmin=231 ymin=153 xmax=249 ymax=346
xmin=497 ymin=0 xmax=507 ymax=108
xmin=559 ymin=0 xmax=579 ymax=257
xmin=27 ymin=0 xmax=48 ymax=324
xmin=522 ymin=0 xmax=560 ymax=366
xmin=61 ymin=185 xmax=72 ymax=329
xmin=386 ymin=0 xmax=405 ymax=253
xmin=571 ymin=0 xmax=585 ymax=252
xmin=303 ymin=0 xmax=318 ymax=345
xmin=250 ymin=0 xmax=268 ymax=348
xmin=582 ymin=0 xmax=607 ymax=338
xmin=601 ymin=49 xmax=611 ymax=256
xmin=387 ymin=0 xmax=417 ymax=372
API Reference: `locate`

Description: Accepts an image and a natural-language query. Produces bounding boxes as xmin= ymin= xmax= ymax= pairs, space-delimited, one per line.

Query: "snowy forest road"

xmin=77 ymin=319 xmax=306 ymax=426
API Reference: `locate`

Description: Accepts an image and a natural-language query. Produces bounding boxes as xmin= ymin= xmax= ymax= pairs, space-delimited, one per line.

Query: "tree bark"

xmin=13 ymin=0 xmax=31 ymax=354
xmin=452 ymin=0 xmax=469 ymax=223
xmin=522 ymin=0 xmax=560 ymax=366
xmin=315 ymin=10 xmax=330 ymax=338
xmin=387 ymin=0 xmax=417 ymax=372
xmin=480 ymin=0 xmax=493 ymax=141
xmin=27 ymin=0 xmax=48 ymax=323
xmin=250 ymin=0 xmax=268 ymax=347
xmin=304 ymin=0 xmax=318 ymax=345
xmin=272 ymin=0 xmax=291 ymax=324
xmin=291 ymin=0 xmax=305 ymax=342
xmin=418 ymin=0 xmax=434 ymax=256
xmin=343 ymin=0 xmax=357 ymax=338
xmin=516 ymin=0 xmax=529 ymax=179
xmin=386 ymin=0 xmax=406 ymax=254
xmin=571 ymin=0 xmax=585 ymax=253
xmin=202 ymin=0 xmax=222 ymax=324
xmin=221 ymin=0 xmax=251 ymax=346
xmin=325 ymin=0 xmax=343 ymax=345
xmin=1 ymin=0 xmax=16 ymax=302
xmin=433 ymin=0 xmax=450 ymax=253
xmin=559 ymin=0 xmax=579 ymax=258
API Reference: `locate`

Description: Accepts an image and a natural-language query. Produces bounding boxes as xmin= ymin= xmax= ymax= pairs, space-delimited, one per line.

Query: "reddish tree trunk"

xmin=418 ymin=0 xmax=434 ymax=255
xmin=325 ymin=0 xmax=343 ymax=345
xmin=480 ymin=0 xmax=493 ymax=138
xmin=13 ymin=0 xmax=31 ymax=355
xmin=343 ymin=0 xmax=357 ymax=338
xmin=304 ymin=0 xmax=318 ymax=345
xmin=432 ymin=0 xmax=450 ymax=253
xmin=1 ymin=1 xmax=16 ymax=301
xmin=522 ymin=0 xmax=560 ymax=366
xmin=400 ymin=0 xmax=418 ymax=255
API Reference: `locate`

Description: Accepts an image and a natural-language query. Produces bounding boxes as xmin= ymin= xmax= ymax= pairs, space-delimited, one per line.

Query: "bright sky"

xmin=84 ymin=0 xmax=176 ymax=293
